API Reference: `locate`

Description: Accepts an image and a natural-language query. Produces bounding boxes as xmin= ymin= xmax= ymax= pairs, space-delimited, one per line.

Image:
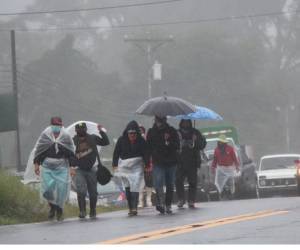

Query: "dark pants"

xmin=75 ymin=168 xmax=98 ymax=210
xmin=153 ymin=165 xmax=176 ymax=207
xmin=175 ymin=165 xmax=198 ymax=203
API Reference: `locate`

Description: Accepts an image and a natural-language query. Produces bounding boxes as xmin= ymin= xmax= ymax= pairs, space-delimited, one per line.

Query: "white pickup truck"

xmin=256 ymin=154 xmax=300 ymax=198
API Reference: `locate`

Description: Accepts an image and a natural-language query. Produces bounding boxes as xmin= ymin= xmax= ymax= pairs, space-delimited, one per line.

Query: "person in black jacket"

xmin=112 ymin=120 xmax=149 ymax=216
xmin=147 ymin=116 xmax=180 ymax=214
xmin=176 ymin=119 xmax=206 ymax=208
xmin=72 ymin=122 xmax=109 ymax=219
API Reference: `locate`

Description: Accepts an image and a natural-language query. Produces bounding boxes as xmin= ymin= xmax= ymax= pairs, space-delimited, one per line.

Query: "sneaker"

xmin=166 ymin=206 xmax=172 ymax=214
xmin=188 ymin=202 xmax=195 ymax=209
xmin=128 ymin=209 xmax=138 ymax=216
xmin=129 ymin=209 xmax=138 ymax=216
xmin=177 ymin=200 xmax=185 ymax=208
xmin=156 ymin=205 xmax=165 ymax=214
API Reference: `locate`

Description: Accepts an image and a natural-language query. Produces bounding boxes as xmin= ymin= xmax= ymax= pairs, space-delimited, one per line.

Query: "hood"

xmin=257 ymin=168 xmax=297 ymax=179
xmin=179 ymin=119 xmax=193 ymax=130
xmin=122 ymin=120 xmax=141 ymax=137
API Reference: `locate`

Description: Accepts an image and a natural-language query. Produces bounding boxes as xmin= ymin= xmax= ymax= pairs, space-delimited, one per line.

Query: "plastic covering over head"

xmin=23 ymin=126 xmax=75 ymax=184
xmin=34 ymin=126 xmax=75 ymax=158
xmin=66 ymin=120 xmax=107 ymax=140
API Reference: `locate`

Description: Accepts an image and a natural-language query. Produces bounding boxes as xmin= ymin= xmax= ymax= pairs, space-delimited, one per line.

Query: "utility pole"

xmin=10 ymin=30 xmax=22 ymax=172
xmin=276 ymin=104 xmax=295 ymax=153
xmin=124 ymin=33 xmax=173 ymax=99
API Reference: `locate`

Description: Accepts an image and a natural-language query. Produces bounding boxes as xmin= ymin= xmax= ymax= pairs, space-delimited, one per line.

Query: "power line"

xmin=0 ymin=0 xmax=182 ymax=16
xmin=0 ymin=8 xmax=299 ymax=32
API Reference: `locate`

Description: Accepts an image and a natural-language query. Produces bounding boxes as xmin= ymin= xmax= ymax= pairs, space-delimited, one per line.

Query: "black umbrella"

xmin=136 ymin=95 xmax=196 ymax=117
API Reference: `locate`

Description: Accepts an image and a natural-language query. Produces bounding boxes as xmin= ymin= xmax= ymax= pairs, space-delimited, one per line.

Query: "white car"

xmin=256 ymin=154 xmax=300 ymax=198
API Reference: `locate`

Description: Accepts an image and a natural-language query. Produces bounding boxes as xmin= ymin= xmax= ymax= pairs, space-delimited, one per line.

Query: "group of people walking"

xmin=33 ymin=115 xmax=239 ymax=221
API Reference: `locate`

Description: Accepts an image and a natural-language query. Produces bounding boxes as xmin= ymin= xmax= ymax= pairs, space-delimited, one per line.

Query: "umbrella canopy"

xmin=136 ymin=95 xmax=196 ymax=117
xmin=176 ymin=106 xmax=223 ymax=121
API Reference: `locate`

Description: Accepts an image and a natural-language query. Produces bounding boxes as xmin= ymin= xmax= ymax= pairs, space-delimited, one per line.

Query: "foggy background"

xmin=0 ymin=0 xmax=300 ymax=167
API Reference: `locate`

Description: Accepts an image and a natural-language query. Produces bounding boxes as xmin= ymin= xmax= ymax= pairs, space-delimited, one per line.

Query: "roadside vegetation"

xmin=0 ymin=169 xmax=121 ymax=225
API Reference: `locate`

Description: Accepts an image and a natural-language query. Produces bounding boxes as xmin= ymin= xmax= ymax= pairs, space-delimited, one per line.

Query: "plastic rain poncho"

xmin=215 ymin=165 xmax=237 ymax=194
xmin=24 ymin=126 xmax=75 ymax=208
xmin=24 ymin=126 xmax=75 ymax=183
xmin=112 ymin=157 xmax=145 ymax=192
xmin=34 ymin=126 xmax=75 ymax=159
xmin=23 ymin=149 xmax=39 ymax=184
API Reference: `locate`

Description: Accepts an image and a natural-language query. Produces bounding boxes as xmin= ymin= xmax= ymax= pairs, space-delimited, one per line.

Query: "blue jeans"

xmin=153 ymin=165 xmax=176 ymax=207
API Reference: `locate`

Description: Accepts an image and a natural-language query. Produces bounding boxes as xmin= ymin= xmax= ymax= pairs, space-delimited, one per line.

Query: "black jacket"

xmin=177 ymin=119 xmax=206 ymax=168
xmin=112 ymin=120 xmax=149 ymax=167
xmin=72 ymin=131 xmax=109 ymax=170
xmin=147 ymin=122 xmax=180 ymax=167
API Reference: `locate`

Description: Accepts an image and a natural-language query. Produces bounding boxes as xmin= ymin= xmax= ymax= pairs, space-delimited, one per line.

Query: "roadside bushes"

xmin=0 ymin=169 xmax=123 ymax=225
xmin=0 ymin=169 xmax=48 ymax=225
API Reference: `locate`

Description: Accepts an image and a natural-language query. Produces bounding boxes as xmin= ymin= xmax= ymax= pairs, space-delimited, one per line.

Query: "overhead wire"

xmin=0 ymin=0 xmax=183 ymax=16
xmin=0 ymin=8 xmax=299 ymax=32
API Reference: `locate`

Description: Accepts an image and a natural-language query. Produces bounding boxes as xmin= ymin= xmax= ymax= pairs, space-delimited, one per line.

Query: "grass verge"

xmin=0 ymin=169 xmax=122 ymax=225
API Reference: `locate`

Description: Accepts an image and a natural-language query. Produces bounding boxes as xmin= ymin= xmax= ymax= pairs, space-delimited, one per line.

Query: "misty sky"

xmin=0 ymin=0 xmax=34 ymax=12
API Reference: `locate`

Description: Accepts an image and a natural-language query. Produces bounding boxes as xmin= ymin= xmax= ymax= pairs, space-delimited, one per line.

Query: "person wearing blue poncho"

xmin=34 ymin=117 xmax=76 ymax=221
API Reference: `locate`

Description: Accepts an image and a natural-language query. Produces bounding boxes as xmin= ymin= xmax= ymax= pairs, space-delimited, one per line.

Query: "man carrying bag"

xmin=71 ymin=122 xmax=110 ymax=219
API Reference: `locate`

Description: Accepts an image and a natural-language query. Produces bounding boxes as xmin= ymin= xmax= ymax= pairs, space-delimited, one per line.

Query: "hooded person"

xmin=72 ymin=122 xmax=110 ymax=219
xmin=112 ymin=120 xmax=149 ymax=216
xmin=211 ymin=134 xmax=240 ymax=198
xmin=176 ymin=119 xmax=206 ymax=208
xmin=146 ymin=116 xmax=180 ymax=214
xmin=34 ymin=117 xmax=76 ymax=221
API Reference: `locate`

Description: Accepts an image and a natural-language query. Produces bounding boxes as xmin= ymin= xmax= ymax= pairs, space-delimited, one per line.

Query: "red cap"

xmin=50 ymin=117 xmax=63 ymax=126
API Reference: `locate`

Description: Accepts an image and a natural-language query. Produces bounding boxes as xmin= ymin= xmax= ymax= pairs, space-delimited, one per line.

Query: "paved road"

xmin=1 ymin=196 xmax=300 ymax=244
